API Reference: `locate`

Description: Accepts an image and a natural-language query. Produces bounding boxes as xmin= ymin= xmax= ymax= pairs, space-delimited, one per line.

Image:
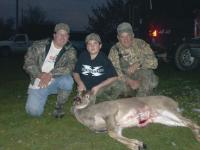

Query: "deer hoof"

xmin=139 ymin=143 xmax=147 ymax=150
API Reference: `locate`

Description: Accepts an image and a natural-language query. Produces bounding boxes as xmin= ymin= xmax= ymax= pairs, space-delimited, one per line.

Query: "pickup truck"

xmin=0 ymin=34 xmax=31 ymax=56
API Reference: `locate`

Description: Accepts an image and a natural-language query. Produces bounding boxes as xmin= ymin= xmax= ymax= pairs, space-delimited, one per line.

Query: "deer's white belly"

xmin=152 ymin=110 xmax=186 ymax=126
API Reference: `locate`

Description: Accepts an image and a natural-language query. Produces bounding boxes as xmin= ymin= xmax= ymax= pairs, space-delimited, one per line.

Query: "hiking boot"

xmin=52 ymin=90 xmax=70 ymax=118
xmin=52 ymin=106 xmax=65 ymax=118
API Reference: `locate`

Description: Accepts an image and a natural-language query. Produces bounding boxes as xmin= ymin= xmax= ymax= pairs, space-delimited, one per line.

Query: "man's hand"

xmin=127 ymin=63 xmax=141 ymax=75
xmin=38 ymin=72 xmax=52 ymax=88
xmin=126 ymin=79 xmax=140 ymax=90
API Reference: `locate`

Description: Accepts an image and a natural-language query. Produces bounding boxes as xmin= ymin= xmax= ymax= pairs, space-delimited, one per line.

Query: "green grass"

xmin=0 ymin=56 xmax=200 ymax=150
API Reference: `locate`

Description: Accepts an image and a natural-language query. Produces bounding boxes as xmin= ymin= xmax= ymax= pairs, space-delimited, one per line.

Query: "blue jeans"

xmin=25 ymin=75 xmax=74 ymax=117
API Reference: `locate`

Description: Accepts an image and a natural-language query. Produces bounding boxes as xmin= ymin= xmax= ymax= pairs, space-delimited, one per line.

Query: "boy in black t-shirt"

xmin=73 ymin=33 xmax=118 ymax=103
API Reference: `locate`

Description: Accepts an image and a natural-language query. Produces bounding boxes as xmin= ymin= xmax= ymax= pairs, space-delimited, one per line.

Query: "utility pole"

xmin=149 ymin=0 xmax=152 ymax=10
xmin=21 ymin=0 xmax=23 ymax=25
xmin=16 ymin=0 xmax=19 ymax=31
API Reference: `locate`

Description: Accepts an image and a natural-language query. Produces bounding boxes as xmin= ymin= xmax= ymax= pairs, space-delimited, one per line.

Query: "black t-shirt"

xmin=74 ymin=51 xmax=117 ymax=90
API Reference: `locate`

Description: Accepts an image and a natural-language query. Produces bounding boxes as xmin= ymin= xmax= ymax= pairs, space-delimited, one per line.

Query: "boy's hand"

xmin=78 ymin=82 xmax=86 ymax=92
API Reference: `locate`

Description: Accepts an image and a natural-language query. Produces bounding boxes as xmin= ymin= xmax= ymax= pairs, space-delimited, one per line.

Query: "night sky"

xmin=1 ymin=0 xmax=200 ymax=31
xmin=0 ymin=0 xmax=107 ymax=31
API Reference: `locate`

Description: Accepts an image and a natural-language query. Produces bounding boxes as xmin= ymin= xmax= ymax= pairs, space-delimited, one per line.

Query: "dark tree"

xmin=0 ymin=18 xmax=15 ymax=40
xmin=23 ymin=6 xmax=47 ymax=25
xmin=87 ymin=0 xmax=130 ymax=42
xmin=21 ymin=6 xmax=54 ymax=40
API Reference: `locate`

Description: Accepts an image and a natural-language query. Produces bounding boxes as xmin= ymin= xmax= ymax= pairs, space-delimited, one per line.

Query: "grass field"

xmin=0 ymin=55 xmax=200 ymax=150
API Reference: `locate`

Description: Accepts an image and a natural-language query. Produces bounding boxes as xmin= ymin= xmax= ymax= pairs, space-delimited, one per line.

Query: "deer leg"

xmin=153 ymin=111 xmax=200 ymax=143
xmin=153 ymin=111 xmax=187 ymax=126
xmin=105 ymin=116 xmax=146 ymax=150
xmin=177 ymin=115 xmax=200 ymax=143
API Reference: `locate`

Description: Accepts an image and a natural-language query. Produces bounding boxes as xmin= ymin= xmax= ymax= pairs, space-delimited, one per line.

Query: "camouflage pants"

xmin=96 ymin=69 xmax=158 ymax=103
xmin=131 ymin=69 xmax=159 ymax=96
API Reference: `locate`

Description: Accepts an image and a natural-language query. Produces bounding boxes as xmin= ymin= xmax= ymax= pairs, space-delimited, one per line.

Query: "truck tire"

xmin=175 ymin=44 xmax=199 ymax=71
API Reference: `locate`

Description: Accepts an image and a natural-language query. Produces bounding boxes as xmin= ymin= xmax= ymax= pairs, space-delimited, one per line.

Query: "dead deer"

xmin=72 ymin=91 xmax=200 ymax=150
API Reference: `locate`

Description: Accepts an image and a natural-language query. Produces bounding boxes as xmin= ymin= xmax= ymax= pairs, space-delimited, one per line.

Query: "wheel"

xmin=175 ymin=44 xmax=199 ymax=71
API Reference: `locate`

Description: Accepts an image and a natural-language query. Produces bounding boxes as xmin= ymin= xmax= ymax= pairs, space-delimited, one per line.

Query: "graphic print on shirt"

xmin=81 ymin=65 xmax=104 ymax=76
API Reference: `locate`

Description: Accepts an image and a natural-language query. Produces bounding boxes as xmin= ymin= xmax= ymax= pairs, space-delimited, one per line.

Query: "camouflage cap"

xmin=54 ymin=23 xmax=70 ymax=33
xmin=85 ymin=33 xmax=102 ymax=44
xmin=117 ymin=22 xmax=134 ymax=35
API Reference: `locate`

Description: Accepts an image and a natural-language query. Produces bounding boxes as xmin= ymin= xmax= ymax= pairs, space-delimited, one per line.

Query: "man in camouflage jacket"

xmin=23 ymin=23 xmax=77 ymax=118
xmin=108 ymin=22 xmax=158 ymax=97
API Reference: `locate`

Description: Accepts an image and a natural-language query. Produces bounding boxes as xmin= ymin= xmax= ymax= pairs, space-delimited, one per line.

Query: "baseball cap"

xmin=117 ymin=22 xmax=134 ymax=35
xmin=85 ymin=33 xmax=102 ymax=44
xmin=54 ymin=23 xmax=70 ymax=33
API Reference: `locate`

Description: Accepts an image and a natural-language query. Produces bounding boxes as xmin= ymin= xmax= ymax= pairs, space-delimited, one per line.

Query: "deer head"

xmin=73 ymin=91 xmax=92 ymax=109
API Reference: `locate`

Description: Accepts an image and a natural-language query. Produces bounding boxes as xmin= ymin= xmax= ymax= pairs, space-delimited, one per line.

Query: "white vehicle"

xmin=0 ymin=34 xmax=31 ymax=56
